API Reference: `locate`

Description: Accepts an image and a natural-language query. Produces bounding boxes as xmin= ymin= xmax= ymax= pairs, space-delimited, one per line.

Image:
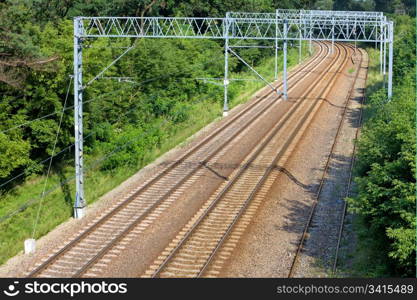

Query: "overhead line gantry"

xmin=72 ymin=9 xmax=393 ymax=218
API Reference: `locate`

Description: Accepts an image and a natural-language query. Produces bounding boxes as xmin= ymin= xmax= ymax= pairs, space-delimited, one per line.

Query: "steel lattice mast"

xmin=72 ymin=10 xmax=393 ymax=218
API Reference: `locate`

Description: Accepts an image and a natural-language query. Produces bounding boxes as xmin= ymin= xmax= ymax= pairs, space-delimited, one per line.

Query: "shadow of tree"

xmin=53 ymin=161 xmax=73 ymax=214
xmin=279 ymin=153 xmax=353 ymax=275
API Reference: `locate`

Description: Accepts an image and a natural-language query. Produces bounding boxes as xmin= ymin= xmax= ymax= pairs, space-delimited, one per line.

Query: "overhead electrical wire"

xmin=0 ymin=50 xmax=225 ymax=135
xmin=31 ymin=77 xmax=72 ymax=238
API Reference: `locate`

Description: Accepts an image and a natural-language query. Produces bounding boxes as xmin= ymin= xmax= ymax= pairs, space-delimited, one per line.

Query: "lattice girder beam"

xmin=232 ymin=10 xmax=384 ymax=21
xmin=78 ymin=16 xmax=389 ymax=43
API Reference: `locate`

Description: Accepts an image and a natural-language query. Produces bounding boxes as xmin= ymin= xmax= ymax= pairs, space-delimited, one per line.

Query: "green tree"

xmin=314 ymin=0 xmax=334 ymax=10
xmin=0 ymin=1 xmax=57 ymax=87
xmin=349 ymin=15 xmax=416 ymax=277
xmin=334 ymin=0 xmax=375 ymax=11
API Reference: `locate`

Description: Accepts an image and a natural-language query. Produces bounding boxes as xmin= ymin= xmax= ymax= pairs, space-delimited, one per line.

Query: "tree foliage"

xmin=349 ymin=15 xmax=416 ymax=277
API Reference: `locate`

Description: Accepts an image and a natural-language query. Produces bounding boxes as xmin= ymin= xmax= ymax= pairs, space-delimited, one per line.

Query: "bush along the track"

xmin=347 ymin=15 xmax=416 ymax=277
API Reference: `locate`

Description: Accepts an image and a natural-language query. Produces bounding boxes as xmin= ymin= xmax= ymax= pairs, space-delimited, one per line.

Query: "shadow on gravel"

xmin=155 ymin=160 xmax=318 ymax=190
xmin=346 ymin=89 xmax=365 ymax=130
xmin=276 ymin=69 xmax=367 ymax=276
xmin=317 ymin=97 xmax=345 ymax=109
xmin=275 ymin=166 xmax=311 ymax=190
xmin=280 ymin=148 xmax=357 ymax=276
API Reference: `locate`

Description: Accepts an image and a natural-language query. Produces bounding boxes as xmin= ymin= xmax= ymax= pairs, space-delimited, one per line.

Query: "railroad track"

xmin=26 ymin=41 xmax=331 ymax=278
xmin=332 ymin=48 xmax=368 ymax=275
xmin=144 ymin=42 xmax=353 ymax=278
xmin=287 ymin=45 xmax=365 ymax=278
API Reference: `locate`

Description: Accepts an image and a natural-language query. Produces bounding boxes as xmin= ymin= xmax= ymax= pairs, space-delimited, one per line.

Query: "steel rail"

xmin=199 ymin=42 xmax=352 ymax=278
xmin=72 ymin=42 xmax=329 ymax=278
xmin=27 ymin=42 xmax=327 ymax=278
xmin=198 ymin=46 xmax=346 ymax=277
xmin=150 ymin=42 xmax=352 ymax=278
xmin=287 ymin=44 xmax=364 ymax=278
xmin=332 ymin=48 xmax=368 ymax=275
xmin=70 ymin=43 xmax=330 ymax=278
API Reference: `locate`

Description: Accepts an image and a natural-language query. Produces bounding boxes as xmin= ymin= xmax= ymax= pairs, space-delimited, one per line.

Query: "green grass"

xmin=0 ymin=43 xmax=310 ymax=265
xmin=365 ymin=47 xmax=384 ymax=91
xmin=361 ymin=46 xmax=385 ymax=120
xmin=335 ymin=213 xmax=391 ymax=277
xmin=347 ymin=216 xmax=390 ymax=277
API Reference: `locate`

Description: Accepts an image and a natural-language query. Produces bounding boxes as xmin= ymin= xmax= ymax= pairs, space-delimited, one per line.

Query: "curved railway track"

xmin=144 ymin=42 xmax=356 ymax=278
xmin=287 ymin=46 xmax=366 ymax=278
xmin=27 ymin=42 xmax=332 ymax=278
xmin=332 ymin=48 xmax=368 ymax=275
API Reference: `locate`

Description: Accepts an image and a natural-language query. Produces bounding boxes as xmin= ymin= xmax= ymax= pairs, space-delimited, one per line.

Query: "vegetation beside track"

xmin=342 ymin=15 xmax=416 ymax=277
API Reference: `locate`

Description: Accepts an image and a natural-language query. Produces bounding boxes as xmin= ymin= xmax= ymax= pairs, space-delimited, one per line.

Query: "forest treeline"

xmin=348 ymin=15 xmax=416 ymax=277
xmin=0 ymin=0 xmax=415 ymax=276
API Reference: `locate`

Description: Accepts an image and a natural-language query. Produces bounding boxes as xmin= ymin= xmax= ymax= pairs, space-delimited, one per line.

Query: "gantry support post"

xmin=298 ymin=19 xmax=302 ymax=64
xmin=387 ymin=21 xmax=394 ymax=99
xmin=274 ymin=10 xmax=278 ymax=81
xmin=383 ymin=23 xmax=387 ymax=87
xmin=303 ymin=17 xmax=307 ymax=60
xmin=223 ymin=13 xmax=230 ymax=116
xmin=283 ymin=19 xmax=288 ymax=100
xmin=331 ymin=17 xmax=335 ymax=54
xmin=299 ymin=31 xmax=302 ymax=64
xmin=309 ymin=14 xmax=312 ymax=54
xmin=73 ymin=18 xmax=85 ymax=219
xmin=346 ymin=22 xmax=349 ymax=50
xmin=354 ymin=19 xmax=357 ymax=53
xmin=379 ymin=23 xmax=383 ymax=74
